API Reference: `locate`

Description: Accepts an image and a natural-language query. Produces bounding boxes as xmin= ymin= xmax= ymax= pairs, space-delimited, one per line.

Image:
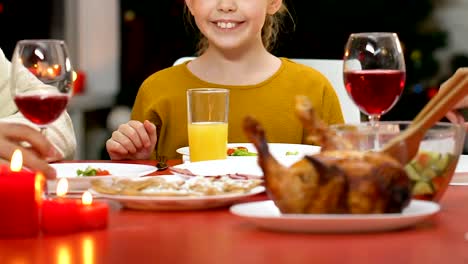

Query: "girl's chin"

xmin=209 ymin=42 xmax=250 ymax=53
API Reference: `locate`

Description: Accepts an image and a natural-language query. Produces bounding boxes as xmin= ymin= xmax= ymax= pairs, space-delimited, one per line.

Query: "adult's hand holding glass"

xmin=0 ymin=122 xmax=58 ymax=179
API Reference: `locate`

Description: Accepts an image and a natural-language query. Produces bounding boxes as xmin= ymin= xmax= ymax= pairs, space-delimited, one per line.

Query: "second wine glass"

xmin=343 ymin=32 xmax=406 ymax=124
xmin=10 ymin=39 xmax=74 ymax=134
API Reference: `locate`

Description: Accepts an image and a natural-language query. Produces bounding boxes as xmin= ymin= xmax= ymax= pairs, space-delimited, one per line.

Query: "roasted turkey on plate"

xmin=243 ymin=96 xmax=411 ymax=214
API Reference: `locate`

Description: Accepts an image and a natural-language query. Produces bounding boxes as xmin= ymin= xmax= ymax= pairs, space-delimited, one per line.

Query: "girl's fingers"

xmin=106 ymin=138 xmax=130 ymax=155
xmin=127 ymin=120 xmax=150 ymax=148
xmin=106 ymin=120 xmax=156 ymax=160
xmin=116 ymin=123 xmax=142 ymax=150
xmin=110 ymin=129 xmax=137 ymax=154
xmin=106 ymin=139 xmax=131 ymax=160
xmin=143 ymin=120 xmax=157 ymax=149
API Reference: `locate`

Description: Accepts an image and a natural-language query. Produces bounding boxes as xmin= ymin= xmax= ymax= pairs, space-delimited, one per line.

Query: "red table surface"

xmin=1 ymin=159 xmax=468 ymax=264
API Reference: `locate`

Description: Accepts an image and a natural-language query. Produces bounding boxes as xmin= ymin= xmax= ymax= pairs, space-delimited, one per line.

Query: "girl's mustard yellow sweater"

xmin=132 ymin=58 xmax=344 ymax=159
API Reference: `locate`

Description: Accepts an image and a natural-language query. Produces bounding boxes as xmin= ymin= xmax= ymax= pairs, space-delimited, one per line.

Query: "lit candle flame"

xmin=82 ymin=191 xmax=93 ymax=205
xmin=56 ymin=178 xmax=69 ymax=197
xmin=72 ymin=71 xmax=78 ymax=82
xmin=10 ymin=149 xmax=23 ymax=172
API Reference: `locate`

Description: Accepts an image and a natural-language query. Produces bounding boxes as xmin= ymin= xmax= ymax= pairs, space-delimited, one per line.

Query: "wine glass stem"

xmin=39 ymin=127 xmax=47 ymax=136
xmin=368 ymin=115 xmax=381 ymax=125
xmin=368 ymin=115 xmax=381 ymax=149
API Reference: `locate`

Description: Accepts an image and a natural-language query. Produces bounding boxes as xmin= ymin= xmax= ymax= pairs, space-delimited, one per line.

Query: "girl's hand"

xmin=106 ymin=120 xmax=157 ymax=160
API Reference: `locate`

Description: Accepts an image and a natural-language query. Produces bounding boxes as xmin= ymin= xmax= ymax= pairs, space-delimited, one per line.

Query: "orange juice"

xmin=188 ymin=122 xmax=228 ymax=162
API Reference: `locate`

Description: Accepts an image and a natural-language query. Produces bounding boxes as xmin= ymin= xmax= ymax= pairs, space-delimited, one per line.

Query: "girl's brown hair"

xmin=184 ymin=3 xmax=292 ymax=55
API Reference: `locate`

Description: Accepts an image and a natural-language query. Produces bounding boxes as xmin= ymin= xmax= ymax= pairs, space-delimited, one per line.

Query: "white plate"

xmin=454 ymin=155 xmax=468 ymax=173
xmin=48 ymin=163 xmax=157 ymax=192
xmin=171 ymin=158 xmax=264 ymax=177
xmin=230 ymin=200 xmax=440 ymax=233
xmin=176 ymin=143 xmax=320 ymax=162
xmin=90 ymin=175 xmax=265 ymax=211
xmin=451 ymin=155 xmax=468 ymax=185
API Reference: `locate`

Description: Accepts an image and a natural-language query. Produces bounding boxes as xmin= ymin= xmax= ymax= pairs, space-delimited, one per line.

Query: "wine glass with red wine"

xmin=343 ymin=32 xmax=406 ymax=124
xmin=10 ymin=39 xmax=73 ymax=134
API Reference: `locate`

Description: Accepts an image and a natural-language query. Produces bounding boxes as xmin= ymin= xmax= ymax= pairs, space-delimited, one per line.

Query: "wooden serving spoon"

xmin=382 ymin=70 xmax=468 ymax=164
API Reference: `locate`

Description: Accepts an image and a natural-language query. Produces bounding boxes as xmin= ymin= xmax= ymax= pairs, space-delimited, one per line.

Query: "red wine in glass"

xmin=10 ymin=39 xmax=73 ymax=134
xmin=344 ymin=69 xmax=406 ymax=116
xmin=343 ymin=32 xmax=406 ymax=124
xmin=14 ymin=94 xmax=69 ymax=126
xmin=343 ymin=32 xmax=405 ymax=150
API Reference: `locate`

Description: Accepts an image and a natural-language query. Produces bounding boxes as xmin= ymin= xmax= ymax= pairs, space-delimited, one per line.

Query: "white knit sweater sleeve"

xmin=0 ymin=48 xmax=76 ymax=160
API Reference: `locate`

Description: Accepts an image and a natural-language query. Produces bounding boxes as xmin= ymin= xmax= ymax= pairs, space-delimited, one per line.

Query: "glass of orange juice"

xmin=187 ymin=88 xmax=229 ymax=162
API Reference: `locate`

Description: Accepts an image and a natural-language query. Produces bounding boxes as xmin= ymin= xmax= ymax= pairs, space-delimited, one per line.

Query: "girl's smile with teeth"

xmin=215 ymin=21 xmax=240 ymax=29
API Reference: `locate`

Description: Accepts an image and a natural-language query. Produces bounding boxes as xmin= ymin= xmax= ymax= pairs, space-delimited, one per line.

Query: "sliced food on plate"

xmin=90 ymin=175 xmax=263 ymax=197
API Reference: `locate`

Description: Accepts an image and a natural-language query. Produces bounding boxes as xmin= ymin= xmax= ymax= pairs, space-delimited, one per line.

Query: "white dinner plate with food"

xmin=450 ymin=155 xmax=468 ymax=185
xmin=229 ymin=200 xmax=440 ymax=233
xmin=176 ymin=143 xmax=320 ymax=163
xmin=90 ymin=175 xmax=265 ymax=210
xmin=48 ymin=163 xmax=157 ymax=192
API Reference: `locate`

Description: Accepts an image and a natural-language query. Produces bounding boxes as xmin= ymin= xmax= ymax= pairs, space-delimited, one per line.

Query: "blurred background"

xmin=1 ymin=0 xmax=468 ymax=159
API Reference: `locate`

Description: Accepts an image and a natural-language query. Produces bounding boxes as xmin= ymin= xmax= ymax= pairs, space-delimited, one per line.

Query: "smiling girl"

xmin=106 ymin=0 xmax=344 ymax=160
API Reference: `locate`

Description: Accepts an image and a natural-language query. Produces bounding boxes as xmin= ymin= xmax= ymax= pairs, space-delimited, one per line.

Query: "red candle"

xmin=79 ymin=191 xmax=108 ymax=230
xmin=41 ymin=178 xmax=80 ymax=234
xmin=0 ymin=150 xmax=46 ymax=237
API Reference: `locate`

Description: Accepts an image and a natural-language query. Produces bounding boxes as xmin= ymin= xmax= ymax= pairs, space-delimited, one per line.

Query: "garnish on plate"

xmin=77 ymin=166 xmax=111 ymax=177
xmin=227 ymin=146 xmax=257 ymax=156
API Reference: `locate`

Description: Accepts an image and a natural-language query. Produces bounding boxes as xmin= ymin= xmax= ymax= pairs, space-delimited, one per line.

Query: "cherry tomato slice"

xmin=96 ymin=169 xmax=111 ymax=176
xmin=227 ymin=148 xmax=235 ymax=156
